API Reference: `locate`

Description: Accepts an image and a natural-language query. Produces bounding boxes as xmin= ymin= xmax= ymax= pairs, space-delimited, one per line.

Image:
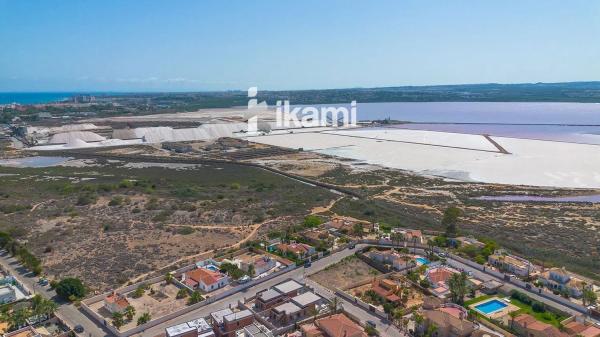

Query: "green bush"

xmin=55 ymin=278 xmax=86 ymax=301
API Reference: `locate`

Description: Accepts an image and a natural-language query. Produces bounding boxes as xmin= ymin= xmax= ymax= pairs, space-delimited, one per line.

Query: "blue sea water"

xmin=0 ymin=92 xmax=80 ymax=104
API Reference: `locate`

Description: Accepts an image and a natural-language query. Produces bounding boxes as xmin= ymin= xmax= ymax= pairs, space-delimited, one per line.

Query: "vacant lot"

xmin=310 ymin=255 xmax=381 ymax=290
xmin=0 ymin=158 xmax=335 ymax=291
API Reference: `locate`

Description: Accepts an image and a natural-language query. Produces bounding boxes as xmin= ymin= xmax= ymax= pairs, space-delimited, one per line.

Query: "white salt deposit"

xmin=248 ymin=128 xmax=600 ymax=188
xmin=48 ymin=131 xmax=106 ymax=144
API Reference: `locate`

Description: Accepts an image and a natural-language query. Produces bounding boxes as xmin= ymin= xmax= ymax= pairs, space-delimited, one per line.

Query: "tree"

xmin=442 ymin=207 xmax=462 ymax=237
xmin=308 ymin=306 xmax=319 ymax=322
xmin=188 ymin=291 xmax=203 ymax=305
xmin=55 ymin=277 xmax=86 ymax=301
xmin=112 ymin=312 xmax=125 ymax=329
xmin=424 ymin=323 xmax=438 ymax=337
xmin=304 ymin=215 xmax=323 ymax=228
xmin=9 ymin=307 xmax=30 ymax=330
xmin=328 ymin=297 xmax=340 ymax=316
xmin=124 ymin=305 xmax=136 ymax=321
xmin=448 ymin=272 xmax=468 ymax=305
xmin=132 ymin=284 xmax=146 ymax=298
xmin=509 ymin=310 xmax=519 ymax=329
xmin=352 ymin=223 xmax=364 ymax=237
xmin=583 ymin=288 xmax=598 ymax=306
xmin=165 ymin=273 xmax=173 ymax=284
xmin=31 ymin=294 xmax=58 ymax=317
xmin=137 ymin=312 xmax=151 ymax=326
xmin=176 ymin=288 xmax=189 ymax=299
xmin=247 ymin=264 xmax=255 ymax=277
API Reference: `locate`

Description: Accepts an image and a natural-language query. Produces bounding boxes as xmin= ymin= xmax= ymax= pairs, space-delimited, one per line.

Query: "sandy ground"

xmin=248 ymin=128 xmax=600 ymax=188
xmin=309 ymin=255 xmax=381 ymax=290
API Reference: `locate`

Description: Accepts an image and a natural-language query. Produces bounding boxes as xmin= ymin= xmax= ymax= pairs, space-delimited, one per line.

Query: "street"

xmin=0 ymin=250 xmax=114 ymax=337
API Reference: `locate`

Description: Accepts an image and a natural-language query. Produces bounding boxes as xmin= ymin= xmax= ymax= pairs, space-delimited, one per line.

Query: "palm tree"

xmin=112 ymin=312 xmax=124 ymax=329
xmin=137 ymin=312 xmax=151 ymax=326
xmin=328 ymin=297 xmax=339 ymax=316
xmin=9 ymin=307 xmax=30 ymax=330
xmin=509 ymin=310 xmax=519 ymax=329
xmin=448 ymin=272 xmax=468 ymax=305
xmin=308 ymin=306 xmax=319 ymax=322
xmin=165 ymin=273 xmax=173 ymax=284
xmin=124 ymin=305 xmax=136 ymax=321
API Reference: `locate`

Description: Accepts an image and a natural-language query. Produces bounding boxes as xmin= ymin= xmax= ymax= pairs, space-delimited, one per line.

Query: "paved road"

xmin=0 ymin=250 xmax=113 ymax=337
xmin=402 ymin=245 xmax=598 ymax=322
xmin=137 ymin=247 xmax=355 ymax=336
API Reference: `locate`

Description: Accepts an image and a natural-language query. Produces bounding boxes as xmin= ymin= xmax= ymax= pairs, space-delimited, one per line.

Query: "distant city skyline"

xmin=1 ymin=0 xmax=599 ymax=91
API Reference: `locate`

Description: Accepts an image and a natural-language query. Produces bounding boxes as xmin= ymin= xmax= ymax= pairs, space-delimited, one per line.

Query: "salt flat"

xmin=248 ymin=128 xmax=600 ymax=188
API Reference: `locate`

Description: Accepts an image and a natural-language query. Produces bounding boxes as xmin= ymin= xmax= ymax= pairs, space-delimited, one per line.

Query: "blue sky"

xmin=1 ymin=0 xmax=599 ymax=91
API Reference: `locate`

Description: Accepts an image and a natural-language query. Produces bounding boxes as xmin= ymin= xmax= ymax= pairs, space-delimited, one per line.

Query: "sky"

xmin=1 ymin=0 xmax=599 ymax=92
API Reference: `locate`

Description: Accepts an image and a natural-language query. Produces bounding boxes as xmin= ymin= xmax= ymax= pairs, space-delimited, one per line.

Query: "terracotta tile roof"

xmin=580 ymin=326 xmax=600 ymax=337
xmin=316 ymin=314 xmax=367 ymax=337
xmin=105 ymin=292 xmax=130 ymax=310
xmin=427 ymin=267 xmax=457 ymax=284
xmin=514 ymin=314 xmax=569 ymax=337
xmin=186 ymin=268 xmax=224 ymax=286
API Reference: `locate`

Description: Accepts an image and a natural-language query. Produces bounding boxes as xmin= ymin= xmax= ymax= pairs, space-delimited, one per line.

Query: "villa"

xmin=301 ymin=313 xmax=367 ymax=337
xmin=0 ymin=285 xmax=17 ymax=304
xmin=182 ymin=268 xmax=229 ymax=292
xmin=370 ymin=279 xmax=401 ymax=303
xmin=487 ymin=249 xmax=536 ymax=277
xmin=425 ymin=266 xmax=459 ymax=298
xmin=103 ymin=292 xmax=130 ymax=314
xmin=417 ymin=304 xmax=477 ymax=337
xmin=539 ymin=267 xmax=588 ymax=298
xmin=512 ymin=314 xmax=569 ymax=337
xmin=235 ymin=255 xmax=276 ymax=276
xmin=277 ymin=242 xmax=315 ymax=259
xmin=366 ymin=249 xmax=413 ymax=270
xmin=211 ymin=309 xmax=254 ymax=337
xmin=165 ymin=318 xmax=215 ymax=337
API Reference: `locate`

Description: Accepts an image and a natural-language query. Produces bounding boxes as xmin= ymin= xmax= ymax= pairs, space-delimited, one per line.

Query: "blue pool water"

xmin=205 ymin=265 xmax=219 ymax=271
xmin=415 ymin=257 xmax=430 ymax=265
xmin=475 ymin=299 xmax=508 ymax=314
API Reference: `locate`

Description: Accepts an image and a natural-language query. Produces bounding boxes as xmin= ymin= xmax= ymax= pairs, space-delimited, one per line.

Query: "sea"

xmin=0 ymin=92 xmax=79 ymax=104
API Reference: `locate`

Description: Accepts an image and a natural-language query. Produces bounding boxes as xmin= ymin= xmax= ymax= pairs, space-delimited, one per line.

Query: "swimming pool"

xmin=415 ymin=257 xmax=430 ymax=265
xmin=205 ymin=264 xmax=219 ymax=271
xmin=475 ymin=299 xmax=507 ymax=315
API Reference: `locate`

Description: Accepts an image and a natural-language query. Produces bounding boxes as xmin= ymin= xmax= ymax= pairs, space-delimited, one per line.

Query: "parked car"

xmin=366 ymin=320 xmax=376 ymax=328
xmin=74 ymin=325 xmax=84 ymax=333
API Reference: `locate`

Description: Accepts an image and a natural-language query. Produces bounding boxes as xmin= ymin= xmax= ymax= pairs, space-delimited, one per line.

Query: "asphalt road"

xmin=0 ymin=250 xmax=113 ymax=337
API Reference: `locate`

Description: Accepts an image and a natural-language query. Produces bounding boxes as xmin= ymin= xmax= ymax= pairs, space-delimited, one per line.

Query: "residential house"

xmin=425 ymin=266 xmax=459 ymax=298
xmin=450 ymin=236 xmax=485 ymax=249
xmin=277 ymin=243 xmax=316 ymax=259
xmin=182 ymin=268 xmax=229 ymax=293
xmin=539 ymin=267 xmax=588 ymax=298
xmin=211 ymin=309 xmax=254 ymax=337
xmin=418 ymin=305 xmax=477 ymax=337
xmin=255 ymin=289 xmax=287 ymax=311
xmin=0 ymin=285 xmax=17 ymax=304
xmin=366 ymin=249 xmax=413 ymax=270
xmin=103 ymin=292 xmax=131 ymax=314
xmin=302 ymin=313 xmax=367 ymax=337
xmin=512 ymin=314 xmax=569 ymax=337
xmin=270 ymin=292 xmax=321 ymax=324
xmin=488 ymin=250 xmax=535 ymax=277
xmin=274 ymin=280 xmax=304 ymax=297
xmin=255 ymin=280 xmax=304 ymax=311
xmin=370 ymin=279 xmax=401 ymax=304
xmin=404 ymin=230 xmax=424 ymax=244
xmin=563 ymin=319 xmax=600 ymax=337
xmin=166 ymin=318 xmax=215 ymax=337
xmin=235 ymin=322 xmax=274 ymax=337
xmin=237 ymin=255 xmax=276 ymax=277
xmin=323 ymin=218 xmax=355 ymax=233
